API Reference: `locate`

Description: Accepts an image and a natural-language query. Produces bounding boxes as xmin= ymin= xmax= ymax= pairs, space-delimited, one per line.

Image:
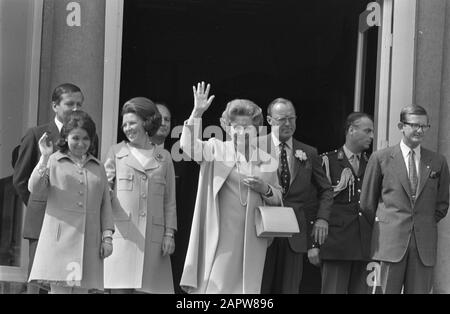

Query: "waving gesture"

xmin=192 ymin=82 xmax=215 ymax=118
xmin=38 ymin=132 xmax=53 ymax=157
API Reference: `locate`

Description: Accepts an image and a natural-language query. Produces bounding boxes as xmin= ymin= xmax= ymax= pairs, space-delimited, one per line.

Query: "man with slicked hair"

xmin=360 ymin=105 xmax=449 ymax=294
xmin=320 ymin=112 xmax=374 ymax=294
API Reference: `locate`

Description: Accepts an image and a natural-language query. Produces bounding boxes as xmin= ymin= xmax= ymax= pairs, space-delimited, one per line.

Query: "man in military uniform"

xmin=319 ymin=112 xmax=374 ymax=293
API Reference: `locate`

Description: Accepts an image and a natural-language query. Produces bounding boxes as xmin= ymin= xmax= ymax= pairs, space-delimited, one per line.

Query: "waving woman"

xmin=180 ymin=82 xmax=282 ymax=294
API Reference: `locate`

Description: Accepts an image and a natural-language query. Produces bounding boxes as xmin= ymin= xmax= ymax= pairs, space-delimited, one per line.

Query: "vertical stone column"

xmin=434 ymin=0 xmax=450 ymax=294
xmin=38 ymin=0 xmax=105 ymax=148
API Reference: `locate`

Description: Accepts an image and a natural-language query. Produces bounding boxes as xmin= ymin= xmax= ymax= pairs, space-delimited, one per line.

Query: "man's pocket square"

xmin=430 ymin=171 xmax=440 ymax=179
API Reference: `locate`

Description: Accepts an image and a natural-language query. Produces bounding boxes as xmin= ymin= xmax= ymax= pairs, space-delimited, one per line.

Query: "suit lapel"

xmin=290 ymin=140 xmax=302 ymax=183
xmin=48 ymin=120 xmax=60 ymax=151
xmin=358 ymin=153 xmax=368 ymax=177
xmin=416 ymin=148 xmax=432 ymax=199
xmin=391 ymin=144 xmax=413 ymax=198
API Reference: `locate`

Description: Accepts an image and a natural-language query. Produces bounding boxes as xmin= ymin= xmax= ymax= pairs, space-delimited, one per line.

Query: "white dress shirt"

xmin=400 ymin=139 xmax=421 ymax=179
xmin=54 ymin=116 xmax=63 ymax=132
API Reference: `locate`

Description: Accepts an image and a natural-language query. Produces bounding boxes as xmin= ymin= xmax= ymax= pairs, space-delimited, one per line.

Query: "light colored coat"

xmin=103 ymin=141 xmax=177 ymax=293
xmin=360 ymin=144 xmax=450 ymax=266
xmin=28 ymin=151 xmax=114 ymax=290
xmin=179 ymin=119 xmax=282 ymax=294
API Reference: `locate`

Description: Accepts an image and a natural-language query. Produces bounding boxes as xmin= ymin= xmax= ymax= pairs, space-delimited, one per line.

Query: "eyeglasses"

xmin=402 ymin=121 xmax=431 ymax=131
xmin=270 ymin=116 xmax=297 ymax=125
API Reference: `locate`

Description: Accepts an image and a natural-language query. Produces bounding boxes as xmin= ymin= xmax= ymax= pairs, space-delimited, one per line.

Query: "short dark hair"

xmin=400 ymin=105 xmax=428 ymax=122
xmin=156 ymin=102 xmax=171 ymax=115
xmin=121 ymin=97 xmax=162 ymax=137
xmin=57 ymin=111 xmax=96 ymax=155
xmin=267 ymin=98 xmax=296 ymax=116
xmin=345 ymin=112 xmax=373 ymax=135
xmin=52 ymin=83 xmax=83 ymax=103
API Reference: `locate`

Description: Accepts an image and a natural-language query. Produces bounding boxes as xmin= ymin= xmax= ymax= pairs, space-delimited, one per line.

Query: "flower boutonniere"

xmin=295 ymin=149 xmax=308 ymax=162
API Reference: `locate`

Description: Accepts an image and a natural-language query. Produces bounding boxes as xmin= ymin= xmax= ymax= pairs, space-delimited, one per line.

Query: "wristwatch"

xmin=264 ymin=185 xmax=273 ymax=197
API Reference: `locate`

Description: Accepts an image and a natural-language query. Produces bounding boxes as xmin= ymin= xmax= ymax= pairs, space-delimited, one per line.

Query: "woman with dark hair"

xmin=28 ymin=110 xmax=114 ymax=294
xmin=104 ymin=97 xmax=177 ymax=294
xmin=180 ymin=82 xmax=282 ymax=294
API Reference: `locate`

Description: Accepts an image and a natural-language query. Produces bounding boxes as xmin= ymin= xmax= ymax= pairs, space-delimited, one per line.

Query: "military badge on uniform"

xmin=337 ymin=150 xmax=344 ymax=160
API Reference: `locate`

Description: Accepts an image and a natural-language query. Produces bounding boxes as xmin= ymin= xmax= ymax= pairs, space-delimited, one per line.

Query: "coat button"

xmin=77 ymin=202 xmax=83 ymax=207
xmin=78 ymin=170 xmax=83 ymax=175
xmin=357 ymin=178 xmax=360 ymax=181
xmin=79 ymin=191 xmax=84 ymax=195
xmin=358 ymin=189 xmax=361 ymax=193
xmin=79 ymin=180 xmax=84 ymax=185
xmin=141 ymin=194 xmax=147 ymax=199
xmin=139 ymin=211 xmax=146 ymax=217
xmin=142 ymin=176 xmax=147 ymax=181
xmin=358 ymin=212 xmax=362 ymax=216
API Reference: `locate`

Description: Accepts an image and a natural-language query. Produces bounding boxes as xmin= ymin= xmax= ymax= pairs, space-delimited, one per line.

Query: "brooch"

xmin=155 ymin=153 xmax=164 ymax=162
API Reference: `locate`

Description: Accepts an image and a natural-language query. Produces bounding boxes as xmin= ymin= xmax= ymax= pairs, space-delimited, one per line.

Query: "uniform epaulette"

xmin=321 ymin=149 xmax=339 ymax=157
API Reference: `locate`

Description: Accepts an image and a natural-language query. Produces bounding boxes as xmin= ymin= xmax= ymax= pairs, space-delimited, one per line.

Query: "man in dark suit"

xmin=12 ymin=83 xmax=97 ymax=293
xmin=151 ymin=102 xmax=199 ymax=294
xmin=260 ymin=98 xmax=333 ymax=294
xmin=360 ymin=105 xmax=449 ymax=294
xmin=320 ymin=112 xmax=374 ymax=294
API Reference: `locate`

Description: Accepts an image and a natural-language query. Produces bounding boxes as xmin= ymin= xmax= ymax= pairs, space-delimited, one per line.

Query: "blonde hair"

xmin=219 ymin=99 xmax=264 ymax=131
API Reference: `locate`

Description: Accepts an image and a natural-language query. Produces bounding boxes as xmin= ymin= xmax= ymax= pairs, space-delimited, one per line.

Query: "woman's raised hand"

xmin=192 ymin=82 xmax=215 ymax=117
xmin=38 ymin=132 xmax=53 ymax=157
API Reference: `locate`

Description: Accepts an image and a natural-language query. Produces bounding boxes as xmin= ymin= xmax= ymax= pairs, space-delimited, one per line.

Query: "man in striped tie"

xmin=360 ymin=105 xmax=450 ymax=293
xmin=260 ymin=98 xmax=333 ymax=294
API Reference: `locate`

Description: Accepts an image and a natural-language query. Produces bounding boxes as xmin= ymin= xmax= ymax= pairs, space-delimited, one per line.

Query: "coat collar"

xmin=337 ymin=146 xmax=367 ymax=177
xmin=54 ymin=150 xmax=100 ymax=165
xmin=115 ymin=141 xmax=164 ymax=173
xmin=212 ymin=140 xmax=278 ymax=198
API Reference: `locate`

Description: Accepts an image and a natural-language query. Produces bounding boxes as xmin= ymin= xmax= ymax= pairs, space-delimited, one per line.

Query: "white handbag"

xmin=255 ymin=205 xmax=300 ymax=238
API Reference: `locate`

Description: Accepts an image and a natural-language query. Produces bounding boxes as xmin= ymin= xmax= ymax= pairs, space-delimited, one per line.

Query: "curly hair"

xmin=121 ymin=97 xmax=162 ymax=137
xmin=56 ymin=110 xmax=96 ymax=155
xmin=220 ymin=99 xmax=264 ymax=131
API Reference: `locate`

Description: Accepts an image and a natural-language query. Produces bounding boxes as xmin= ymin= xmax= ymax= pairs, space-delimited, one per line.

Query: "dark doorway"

xmin=119 ymin=0 xmax=375 ymax=294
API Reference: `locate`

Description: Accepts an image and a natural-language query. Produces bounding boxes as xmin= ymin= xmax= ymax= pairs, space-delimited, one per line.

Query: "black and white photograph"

xmin=0 ymin=0 xmax=450 ymax=302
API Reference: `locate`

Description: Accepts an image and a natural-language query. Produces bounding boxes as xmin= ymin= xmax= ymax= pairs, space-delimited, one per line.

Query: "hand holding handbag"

xmin=255 ymin=203 xmax=300 ymax=238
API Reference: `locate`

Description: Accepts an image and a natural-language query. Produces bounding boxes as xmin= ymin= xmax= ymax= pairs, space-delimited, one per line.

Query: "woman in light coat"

xmin=180 ymin=82 xmax=282 ymax=294
xmin=104 ymin=97 xmax=177 ymax=294
xmin=28 ymin=111 xmax=114 ymax=294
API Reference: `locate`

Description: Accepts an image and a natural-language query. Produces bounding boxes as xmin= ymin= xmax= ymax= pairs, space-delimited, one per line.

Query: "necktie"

xmin=279 ymin=142 xmax=291 ymax=196
xmin=409 ymin=150 xmax=418 ymax=197
xmin=349 ymin=154 xmax=360 ymax=174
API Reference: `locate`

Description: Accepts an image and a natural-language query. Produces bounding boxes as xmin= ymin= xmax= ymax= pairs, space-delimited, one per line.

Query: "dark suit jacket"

xmin=319 ymin=147 xmax=372 ymax=260
xmin=261 ymin=135 xmax=333 ymax=253
xmin=360 ymin=144 xmax=450 ymax=266
xmin=12 ymin=120 xmax=99 ymax=240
